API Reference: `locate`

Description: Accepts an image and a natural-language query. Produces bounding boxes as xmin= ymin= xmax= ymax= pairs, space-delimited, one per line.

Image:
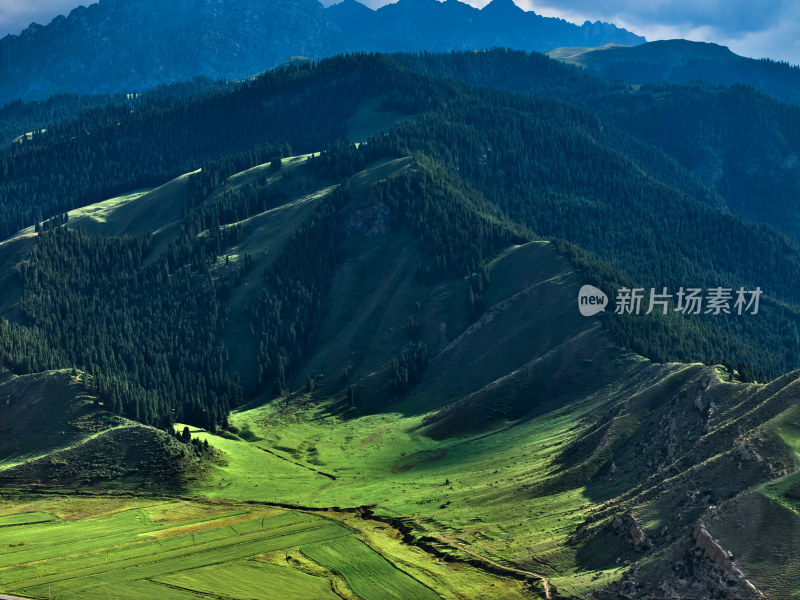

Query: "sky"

xmin=1 ymin=0 xmax=799 ymax=66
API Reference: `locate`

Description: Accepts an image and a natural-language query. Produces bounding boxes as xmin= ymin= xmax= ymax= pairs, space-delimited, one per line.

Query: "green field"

xmin=0 ymin=497 xmax=533 ymax=600
xmin=301 ymin=535 xmax=440 ymax=600
xmin=0 ymin=512 xmax=58 ymax=527
xmin=155 ymin=561 xmax=341 ymax=600
xmin=184 ymin=385 xmax=632 ymax=597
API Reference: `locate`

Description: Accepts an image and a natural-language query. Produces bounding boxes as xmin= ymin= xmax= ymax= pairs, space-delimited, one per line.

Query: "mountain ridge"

xmin=549 ymin=38 xmax=800 ymax=106
xmin=0 ymin=0 xmax=341 ymax=103
xmin=0 ymin=0 xmax=644 ymax=104
xmin=326 ymin=0 xmax=645 ymax=55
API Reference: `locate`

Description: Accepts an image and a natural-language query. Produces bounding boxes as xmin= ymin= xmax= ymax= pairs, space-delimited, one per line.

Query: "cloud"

xmin=532 ymin=0 xmax=789 ymax=36
xmin=0 ymin=0 xmax=81 ymax=37
xmin=474 ymin=0 xmax=800 ymax=65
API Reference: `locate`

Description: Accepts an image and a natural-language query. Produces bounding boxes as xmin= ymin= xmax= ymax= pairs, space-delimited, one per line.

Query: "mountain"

xmin=0 ymin=77 xmax=233 ymax=147
xmin=3 ymin=52 xmax=800 ymax=383
xmin=1 ymin=149 xmax=799 ymax=598
xmin=2 ymin=51 xmax=800 ymax=598
xmin=549 ymin=39 xmax=800 ymax=106
xmin=0 ymin=0 xmax=644 ymax=105
xmin=394 ymin=49 xmax=800 ymax=244
xmin=326 ymin=0 xmax=645 ymax=54
xmin=0 ymin=0 xmax=340 ymax=104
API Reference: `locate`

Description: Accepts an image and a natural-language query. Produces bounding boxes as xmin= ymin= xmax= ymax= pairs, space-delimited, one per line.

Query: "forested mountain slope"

xmin=1 ymin=53 xmax=799 ymax=427
xmin=397 ymin=49 xmax=800 ymax=244
xmin=549 ymin=39 xmax=800 ymax=107
xmin=1 ymin=52 xmax=800 ymax=597
xmin=3 ymin=150 xmax=800 ymax=597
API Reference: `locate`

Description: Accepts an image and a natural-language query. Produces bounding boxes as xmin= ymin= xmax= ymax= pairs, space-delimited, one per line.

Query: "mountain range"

xmin=2 ymin=1 xmax=800 ymax=599
xmin=0 ymin=0 xmax=338 ymax=103
xmin=0 ymin=0 xmax=643 ymax=104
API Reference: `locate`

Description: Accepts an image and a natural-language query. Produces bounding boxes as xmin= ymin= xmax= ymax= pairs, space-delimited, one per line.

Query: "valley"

xmin=0 ymin=148 xmax=798 ymax=598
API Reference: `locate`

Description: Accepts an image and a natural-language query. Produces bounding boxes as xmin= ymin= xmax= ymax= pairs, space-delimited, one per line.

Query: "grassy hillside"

xmin=0 ymin=369 xmax=121 ymax=468
xmin=0 ymin=368 xmax=211 ymax=496
xmin=183 ymin=332 xmax=800 ymax=597
xmin=0 ymin=426 xmax=200 ymax=491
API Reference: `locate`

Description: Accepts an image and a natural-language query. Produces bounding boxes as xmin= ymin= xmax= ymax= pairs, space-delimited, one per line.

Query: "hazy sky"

xmin=1 ymin=0 xmax=798 ymax=65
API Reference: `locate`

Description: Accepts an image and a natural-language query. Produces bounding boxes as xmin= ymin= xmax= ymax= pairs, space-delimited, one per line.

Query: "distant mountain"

xmin=0 ymin=0 xmax=644 ymax=105
xmin=326 ymin=0 xmax=645 ymax=54
xmin=0 ymin=0 xmax=340 ymax=104
xmin=549 ymin=39 xmax=800 ymax=106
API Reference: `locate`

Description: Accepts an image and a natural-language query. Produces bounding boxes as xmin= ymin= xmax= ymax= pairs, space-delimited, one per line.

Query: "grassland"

xmin=183 ymin=385 xmax=636 ymax=598
xmin=0 ymin=496 xmax=533 ymax=600
xmin=0 ymin=370 xmax=126 ymax=470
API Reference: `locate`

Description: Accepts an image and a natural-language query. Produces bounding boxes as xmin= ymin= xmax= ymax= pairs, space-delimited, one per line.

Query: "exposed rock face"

xmin=693 ymin=520 xmax=762 ymax=597
xmin=735 ymin=439 xmax=763 ymax=463
xmin=340 ymin=192 xmax=390 ymax=237
xmin=612 ymin=513 xmax=652 ymax=552
xmin=693 ymin=520 xmax=742 ymax=577
xmin=611 ymin=529 xmax=762 ymax=600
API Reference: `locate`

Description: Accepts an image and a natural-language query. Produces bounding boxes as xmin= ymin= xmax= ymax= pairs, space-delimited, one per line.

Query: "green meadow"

xmin=0 ymin=497 xmax=533 ymax=600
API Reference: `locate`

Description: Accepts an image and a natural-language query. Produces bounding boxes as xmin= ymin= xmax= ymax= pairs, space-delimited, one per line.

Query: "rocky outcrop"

xmin=612 ymin=513 xmax=652 ymax=552
xmin=735 ymin=439 xmax=763 ymax=463
xmin=340 ymin=192 xmax=390 ymax=237
xmin=693 ymin=520 xmax=741 ymax=576
xmin=693 ymin=520 xmax=762 ymax=597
